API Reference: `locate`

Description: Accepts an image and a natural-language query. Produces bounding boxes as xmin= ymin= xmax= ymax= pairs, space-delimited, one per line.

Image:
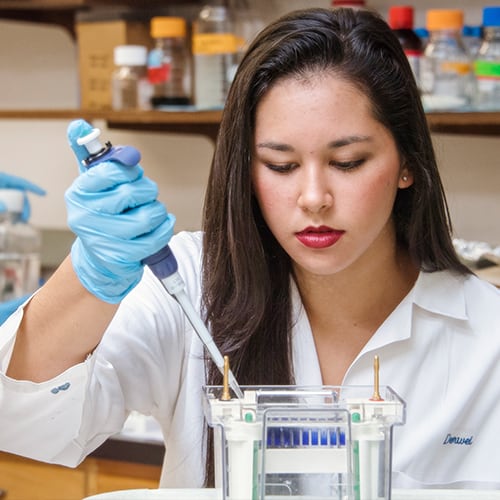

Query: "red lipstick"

xmin=295 ymin=226 xmax=344 ymax=249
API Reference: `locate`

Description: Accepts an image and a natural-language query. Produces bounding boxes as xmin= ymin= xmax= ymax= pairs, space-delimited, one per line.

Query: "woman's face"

xmin=251 ymin=72 xmax=413 ymax=279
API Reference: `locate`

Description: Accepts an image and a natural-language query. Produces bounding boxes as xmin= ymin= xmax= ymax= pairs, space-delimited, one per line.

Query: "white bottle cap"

xmin=0 ymin=189 xmax=24 ymax=213
xmin=114 ymin=45 xmax=148 ymax=66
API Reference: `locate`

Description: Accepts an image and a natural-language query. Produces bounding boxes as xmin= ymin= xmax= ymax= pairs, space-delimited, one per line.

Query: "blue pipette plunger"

xmin=76 ymin=127 xmax=244 ymax=399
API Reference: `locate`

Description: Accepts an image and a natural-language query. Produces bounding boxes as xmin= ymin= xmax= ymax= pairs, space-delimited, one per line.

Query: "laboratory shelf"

xmin=0 ymin=109 xmax=223 ymax=142
xmin=1 ymin=1 xmax=499 ymax=138
xmin=0 ymin=0 xmax=206 ymax=36
xmin=425 ymin=110 xmax=500 ymax=136
xmin=1 ymin=109 xmax=500 ymax=140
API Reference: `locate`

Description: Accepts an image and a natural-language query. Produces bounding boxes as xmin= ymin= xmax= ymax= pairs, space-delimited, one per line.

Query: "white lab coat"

xmin=0 ymin=231 xmax=499 ymax=490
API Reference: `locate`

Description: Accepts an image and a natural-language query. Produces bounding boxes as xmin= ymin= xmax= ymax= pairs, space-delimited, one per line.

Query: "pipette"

xmin=76 ymin=127 xmax=244 ymax=400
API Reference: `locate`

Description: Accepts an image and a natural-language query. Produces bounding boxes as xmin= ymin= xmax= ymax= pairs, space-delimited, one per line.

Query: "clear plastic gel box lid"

xmin=203 ymin=384 xmax=406 ymax=500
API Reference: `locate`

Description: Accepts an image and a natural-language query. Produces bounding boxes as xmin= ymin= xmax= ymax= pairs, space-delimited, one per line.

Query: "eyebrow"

xmin=328 ymin=135 xmax=372 ymax=148
xmin=256 ymin=135 xmax=372 ymax=152
xmin=255 ymin=141 xmax=294 ymax=152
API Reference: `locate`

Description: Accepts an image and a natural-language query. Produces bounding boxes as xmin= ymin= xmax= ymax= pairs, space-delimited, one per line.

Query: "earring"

xmin=402 ymin=175 xmax=408 ymax=182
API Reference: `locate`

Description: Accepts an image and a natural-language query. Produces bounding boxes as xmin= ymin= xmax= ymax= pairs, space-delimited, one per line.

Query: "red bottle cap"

xmin=332 ymin=0 xmax=366 ymax=7
xmin=388 ymin=5 xmax=414 ymax=30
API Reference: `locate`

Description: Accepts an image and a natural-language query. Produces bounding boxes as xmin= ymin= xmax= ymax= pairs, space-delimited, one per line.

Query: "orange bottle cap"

xmin=150 ymin=17 xmax=187 ymax=38
xmin=426 ymin=9 xmax=464 ymax=31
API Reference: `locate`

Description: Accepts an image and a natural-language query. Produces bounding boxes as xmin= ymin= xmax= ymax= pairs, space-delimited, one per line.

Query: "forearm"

xmin=6 ymin=255 xmax=119 ymax=382
xmin=5 ymin=119 xmax=175 ymax=383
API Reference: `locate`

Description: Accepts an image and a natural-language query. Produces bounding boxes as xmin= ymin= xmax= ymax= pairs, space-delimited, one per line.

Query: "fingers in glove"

xmin=67 ymin=119 xmax=97 ymax=171
xmin=66 ymin=172 xmax=160 ymax=217
xmin=67 ymin=199 xmax=172 ymax=241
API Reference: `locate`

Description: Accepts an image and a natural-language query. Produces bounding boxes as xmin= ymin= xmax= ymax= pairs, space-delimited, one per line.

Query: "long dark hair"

xmin=201 ymin=6 xmax=470 ymax=484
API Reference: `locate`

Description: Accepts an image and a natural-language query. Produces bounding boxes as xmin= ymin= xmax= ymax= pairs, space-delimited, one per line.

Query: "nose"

xmin=297 ymin=165 xmax=333 ymax=213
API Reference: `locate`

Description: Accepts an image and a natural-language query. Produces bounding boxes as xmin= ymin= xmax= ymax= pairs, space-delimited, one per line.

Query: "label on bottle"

xmin=439 ymin=61 xmax=472 ymax=75
xmin=420 ymin=56 xmax=473 ymax=109
xmin=192 ymin=33 xmax=237 ymax=55
xmin=147 ymin=48 xmax=171 ymax=84
xmin=474 ymin=59 xmax=500 ymax=107
xmin=148 ymin=64 xmax=171 ymax=84
xmin=474 ymin=60 xmax=500 ymax=80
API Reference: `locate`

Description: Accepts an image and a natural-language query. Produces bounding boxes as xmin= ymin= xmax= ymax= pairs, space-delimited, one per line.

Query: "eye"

xmin=330 ymin=159 xmax=365 ymax=171
xmin=264 ymin=162 xmax=298 ymax=173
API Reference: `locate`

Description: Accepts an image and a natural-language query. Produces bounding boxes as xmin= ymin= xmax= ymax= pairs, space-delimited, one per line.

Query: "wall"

xmin=0 ymin=0 xmax=498 ymax=267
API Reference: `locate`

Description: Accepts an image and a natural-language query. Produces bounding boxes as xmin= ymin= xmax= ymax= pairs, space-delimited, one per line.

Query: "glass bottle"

xmin=388 ymin=6 xmax=423 ymax=89
xmin=474 ymin=7 xmax=500 ymax=111
xmin=229 ymin=0 xmax=265 ymax=82
xmin=192 ymin=3 xmax=236 ymax=109
xmin=414 ymin=27 xmax=429 ymax=51
xmin=148 ymin=16 xmax=192 ymax=108
xmin=462 ymin=25 xmax=483 ymax=59
xmin=0 ymin=189 xmax=41 ymax=302
xmin=420 ymin=9 xmax=475 ymax=111
xmin=111 ymin=45 xmax=150 ymax=110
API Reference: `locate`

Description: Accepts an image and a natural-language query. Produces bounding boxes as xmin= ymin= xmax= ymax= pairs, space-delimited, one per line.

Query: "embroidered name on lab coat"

xmin=50 ymin=382 xmax=71 ymax=394
xmin=442 ymin=433 xmax=474 ymax=446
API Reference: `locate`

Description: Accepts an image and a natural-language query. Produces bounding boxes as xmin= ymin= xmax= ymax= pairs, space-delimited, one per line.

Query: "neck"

xmin=297 ymin=246 xmax=418 ymax=328
xmin=292 ymin=244 xmax=419 ymax=385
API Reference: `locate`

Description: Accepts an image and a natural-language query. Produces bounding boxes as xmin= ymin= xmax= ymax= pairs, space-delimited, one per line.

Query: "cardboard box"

xmin=76 ymin=17 xmax=152 ymax=110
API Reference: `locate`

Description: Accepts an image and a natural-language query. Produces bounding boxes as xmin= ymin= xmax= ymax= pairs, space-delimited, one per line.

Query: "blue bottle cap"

xmin=414 ymin=27 xmax=429 ymax=39
xmin=483 ymin=6 xmax=500 ymax=27
xmin=462 ymin=25 xmax=482 ymax=37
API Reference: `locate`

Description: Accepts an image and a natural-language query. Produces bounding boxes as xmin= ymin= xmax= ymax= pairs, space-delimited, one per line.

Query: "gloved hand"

xmin=0 ymin=172 xmax=46 ymax=222
xmin=65 ymin=119 xmax=176 ymax=303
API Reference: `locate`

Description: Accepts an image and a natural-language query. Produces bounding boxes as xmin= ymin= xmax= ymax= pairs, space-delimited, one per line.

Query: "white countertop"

xmin=84 ymin=488 xmax=500 ymax=500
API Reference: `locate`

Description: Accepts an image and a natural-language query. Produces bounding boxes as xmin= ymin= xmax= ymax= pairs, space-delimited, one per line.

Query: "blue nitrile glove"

xmin=65 ymin=119 xmax=176 ymax=303
xmin=0 ymin=173 xmax=46 ymax=222
xmin=0 ymin=294 xmax=30 ymax=325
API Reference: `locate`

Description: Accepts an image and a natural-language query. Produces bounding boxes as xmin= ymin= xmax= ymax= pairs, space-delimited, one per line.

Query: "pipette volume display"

xmin=76 ymin=126 xmax=244 ymax=400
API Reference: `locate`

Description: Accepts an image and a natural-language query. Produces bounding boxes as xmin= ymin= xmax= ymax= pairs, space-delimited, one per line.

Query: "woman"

xmin=1 ymin=7 xmax=499 ymax=491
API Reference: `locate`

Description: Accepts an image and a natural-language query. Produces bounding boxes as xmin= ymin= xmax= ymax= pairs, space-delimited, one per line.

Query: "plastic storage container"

xmin=148 ymin=16 xmax=192 ymax=108
xmin=192 ymin=4 xmax=236 ymax=109
xmin=0 ymin=189 xmax=41 ymax=302
xmin=204 ymin=384 xmax=406 ymax=500
xmin=420 ymin=9 xmax=475 ymax=111
xmin=111 ymin=45 xmax=150 ymax=110
xmin=388 ymin=6 xmax=423 ymax=88
xmin=474 ymin=7 xmax=500 ymax=111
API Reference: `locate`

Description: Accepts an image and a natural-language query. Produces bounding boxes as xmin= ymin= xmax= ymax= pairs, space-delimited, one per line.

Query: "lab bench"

xmin=0 ymin=437 xmax=164 ymax=500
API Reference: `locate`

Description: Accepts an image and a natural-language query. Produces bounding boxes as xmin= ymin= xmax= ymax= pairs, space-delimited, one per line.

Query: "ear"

xmin=398 ymin=167 xmax=414 ymax=189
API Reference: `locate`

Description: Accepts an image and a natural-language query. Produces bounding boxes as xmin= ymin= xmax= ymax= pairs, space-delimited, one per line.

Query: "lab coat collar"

xmin=359 ymin=270 xmax=468 ymax=354
xmin=291 ymin=269 xmax=469 ymax=385
xmin=411 ymin=270 xmax=468 ymax=321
